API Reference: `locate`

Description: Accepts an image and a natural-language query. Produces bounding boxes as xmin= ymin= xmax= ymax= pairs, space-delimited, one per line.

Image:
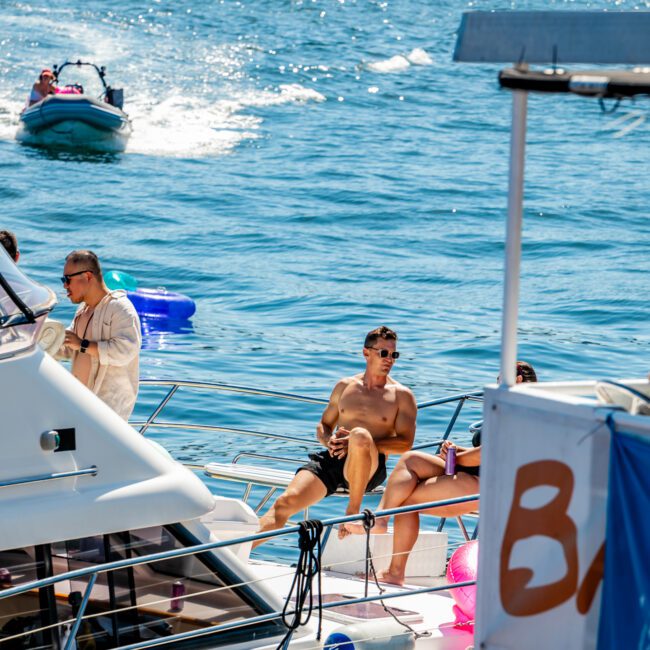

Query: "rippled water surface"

xmin=3 ymin=0 xmax=650 ymax=557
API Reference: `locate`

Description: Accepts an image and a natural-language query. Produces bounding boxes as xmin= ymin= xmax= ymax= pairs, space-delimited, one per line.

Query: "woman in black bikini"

xmin=366 ymin=361 xmax=537 ymax=586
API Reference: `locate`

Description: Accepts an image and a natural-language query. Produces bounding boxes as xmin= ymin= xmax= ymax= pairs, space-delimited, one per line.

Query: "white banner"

xmin=475 ymin=386 xmax=610 ymax=650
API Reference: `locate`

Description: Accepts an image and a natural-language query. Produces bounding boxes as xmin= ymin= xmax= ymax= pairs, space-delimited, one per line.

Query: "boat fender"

xmin=324 ymin=619 xmax=415 ymax=649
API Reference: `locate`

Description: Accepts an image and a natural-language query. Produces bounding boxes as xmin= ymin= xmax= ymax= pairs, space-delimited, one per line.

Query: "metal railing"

xmin=132 ymin=379 xmax=483 ymax=451
xmin=0 ymin=494 xmax=479 ymax=649
xmin=0 ymin=466 xmax=97 ymax=489
xmin=131 ymin=379 xmax=483 ymax=536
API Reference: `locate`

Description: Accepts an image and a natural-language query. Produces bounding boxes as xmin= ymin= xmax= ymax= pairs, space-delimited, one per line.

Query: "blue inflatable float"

xmin=127 ymin=287 xmax=196 ymax=320
xmin=105 ymin=270 xmax=196 ymax=320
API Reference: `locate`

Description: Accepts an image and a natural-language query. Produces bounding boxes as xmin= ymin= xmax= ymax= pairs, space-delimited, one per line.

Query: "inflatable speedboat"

xmin=17 ymin=60 xmax=132 ymax=152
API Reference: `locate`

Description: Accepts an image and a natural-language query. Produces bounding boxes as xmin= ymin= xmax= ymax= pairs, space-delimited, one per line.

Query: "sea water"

xmin=2 ymin=0 xmax=650 ymax=560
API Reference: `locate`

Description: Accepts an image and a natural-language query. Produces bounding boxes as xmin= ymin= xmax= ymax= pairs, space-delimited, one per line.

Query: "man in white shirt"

xmin=58 ymin=250 xmax=141 ymax=420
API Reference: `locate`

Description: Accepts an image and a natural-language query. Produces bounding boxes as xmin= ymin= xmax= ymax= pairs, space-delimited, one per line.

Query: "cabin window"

xmin=0 ymin=525 xmax=284 ymax=648
xmin=0 ymin=545 xmax=60 ymax=649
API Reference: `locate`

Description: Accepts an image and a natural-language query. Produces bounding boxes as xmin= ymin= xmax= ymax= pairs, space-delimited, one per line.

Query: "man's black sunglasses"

xmin=60 ymin=270 xmax=91 ymax=285
xmin=366 ymin=346 xmax=400 ymax=360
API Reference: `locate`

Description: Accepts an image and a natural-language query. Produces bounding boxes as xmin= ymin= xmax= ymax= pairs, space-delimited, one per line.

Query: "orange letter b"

xmin=500 ymin=460 xmax=578 ymax=616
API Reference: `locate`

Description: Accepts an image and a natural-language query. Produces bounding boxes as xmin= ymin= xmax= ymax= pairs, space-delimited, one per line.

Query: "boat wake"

xmin=366 ymin=48 xmax=434 ymax=74
xmin=0 ymin=82 xmax=325 ymax=158
xmin=127 ymin=83 xmax=325 ymax=157
xmin=0 ymin=97 xmax=24 ymax=142
xmin=1 ymin=81 xmax=327 ymax=158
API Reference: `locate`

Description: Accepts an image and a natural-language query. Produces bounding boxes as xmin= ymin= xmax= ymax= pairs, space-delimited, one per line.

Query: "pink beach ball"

xmin=446 ymin=540 xmax=478 ymax=629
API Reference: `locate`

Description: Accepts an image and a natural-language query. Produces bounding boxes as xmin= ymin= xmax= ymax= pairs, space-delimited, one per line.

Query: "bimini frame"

xmin=454 ymin=10 xmax=650 ymax=386
xmin=452 ymin=11 xmax=650 ymax=650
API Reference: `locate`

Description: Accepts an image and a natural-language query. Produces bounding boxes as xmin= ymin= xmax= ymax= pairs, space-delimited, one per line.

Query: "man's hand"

xmin=328 ymin=427 xmax=350 ymax=459
xmin=64 ymin=329 xmax=82 ymax=351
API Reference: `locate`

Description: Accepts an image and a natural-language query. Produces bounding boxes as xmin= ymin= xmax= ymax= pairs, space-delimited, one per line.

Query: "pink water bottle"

xmin=445 ymin=446 xmax=457 ymax=476
xmin=170 ymin=580 xmax=185 ymax=612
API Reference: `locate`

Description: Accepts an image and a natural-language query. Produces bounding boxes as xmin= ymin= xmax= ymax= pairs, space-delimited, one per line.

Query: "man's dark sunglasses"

xmin=366 ymin=346 xmax=400 ymax=360
xmin=60 ymin=270 xmax=91 ymax=285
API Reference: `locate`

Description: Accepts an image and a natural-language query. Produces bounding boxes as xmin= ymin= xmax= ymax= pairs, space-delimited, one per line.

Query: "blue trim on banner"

xmin=597 ymin=419 xmax=650 ymax=649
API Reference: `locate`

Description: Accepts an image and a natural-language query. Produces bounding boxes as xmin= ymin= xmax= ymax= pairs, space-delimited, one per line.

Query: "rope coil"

xmin=277 ymin=519 xmax=324 ymax=649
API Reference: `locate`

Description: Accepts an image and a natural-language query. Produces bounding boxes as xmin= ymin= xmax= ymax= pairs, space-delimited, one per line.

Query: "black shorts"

xmin=297 ymin=449 xmax=387 ymax=496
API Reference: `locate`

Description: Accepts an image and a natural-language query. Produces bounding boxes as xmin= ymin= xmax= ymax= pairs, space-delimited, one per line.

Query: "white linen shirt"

xmin=58 ymin=290 xmax=141 ymax=420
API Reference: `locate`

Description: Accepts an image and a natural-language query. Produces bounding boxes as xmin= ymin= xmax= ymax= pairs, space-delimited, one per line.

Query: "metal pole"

xmin=63 ymin=573 xmax=97 ymax=650
xmin=138 ymin=384 xmax=178 ymax=434
xmin=500 ymin=89 xmax=528 ymax=387
xmin=0 ymin=466 xmax=97 ymax=489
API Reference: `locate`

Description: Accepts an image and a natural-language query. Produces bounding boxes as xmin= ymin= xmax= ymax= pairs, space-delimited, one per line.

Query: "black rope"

xmin=362 ymin=508 xmax=432 ymax=641
xmin=276 ymin=519 xmax=323 ymax=650
xmin=362 ymin=508 xmax=375 ymax=598
xmin=599 ymin=96 xmax=622 ymax=114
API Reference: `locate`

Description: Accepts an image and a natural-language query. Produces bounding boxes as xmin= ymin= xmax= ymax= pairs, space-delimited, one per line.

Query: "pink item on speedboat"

xmin=56 ymin=85 xmax=82 ymax=95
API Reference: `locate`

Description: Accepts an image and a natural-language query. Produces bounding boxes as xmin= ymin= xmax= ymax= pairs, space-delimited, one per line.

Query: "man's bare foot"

xmin=374 ymin=568 xmax=404 ymax=586
xmin=338 ymin=522 xmax=354 ymax=539
xmin=337 ymin=510 xmax=362 ymax=539
xmin=339 ymin=516 xmax=389 ymax=536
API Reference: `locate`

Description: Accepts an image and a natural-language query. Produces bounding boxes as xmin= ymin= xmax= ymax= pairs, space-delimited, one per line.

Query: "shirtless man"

xmin=255 ymin=326 xmax=417 ymax=544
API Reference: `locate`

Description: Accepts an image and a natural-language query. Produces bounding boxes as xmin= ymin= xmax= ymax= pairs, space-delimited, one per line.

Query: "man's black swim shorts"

xmin=297 ymin=449 xmax=387 ymax=496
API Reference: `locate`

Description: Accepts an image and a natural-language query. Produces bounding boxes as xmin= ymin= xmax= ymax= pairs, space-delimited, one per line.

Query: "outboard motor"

xmin=105 ymin=87 xmax=124 ymax=109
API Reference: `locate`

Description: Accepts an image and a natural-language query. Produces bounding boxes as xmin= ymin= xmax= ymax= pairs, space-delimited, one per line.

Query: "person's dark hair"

xmin=0 ymin=231 xmax=18 ymax=262
xmin=516 ymin=361 xmax=537 ymax=383
xmin=364 ymin=325 xmax=398 ymax=348
xmin=66 ymin=250 xmax=103 ymax=279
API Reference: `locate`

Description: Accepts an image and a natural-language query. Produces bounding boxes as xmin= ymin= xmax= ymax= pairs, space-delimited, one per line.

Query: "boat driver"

xmin=27 ymin=68 xmax=58 ymax=107
xmin=255 ymin=326 xmax=417 ymax=544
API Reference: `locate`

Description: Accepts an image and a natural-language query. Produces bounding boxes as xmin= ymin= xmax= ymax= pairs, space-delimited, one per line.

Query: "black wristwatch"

xmin=80 ymin=339 xmax=90 ymax=354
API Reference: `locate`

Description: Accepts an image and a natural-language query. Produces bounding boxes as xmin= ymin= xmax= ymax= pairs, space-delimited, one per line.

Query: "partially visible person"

xmin=57 ymin=250 xmax=141 ymax=420
xmin=254 ymin=326 xmax=417 ymax=545
xmin=354 ymin=361 xmax=537 ymax=586
xmin=27 ymin=68 xmax=57 ymax=107
xmin=0 ymin=230 xmax=19 ymax=263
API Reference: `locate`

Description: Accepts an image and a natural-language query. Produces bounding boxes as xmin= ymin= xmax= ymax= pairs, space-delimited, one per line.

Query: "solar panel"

xmin=454 ymin=12 xmax=650 ymax=65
